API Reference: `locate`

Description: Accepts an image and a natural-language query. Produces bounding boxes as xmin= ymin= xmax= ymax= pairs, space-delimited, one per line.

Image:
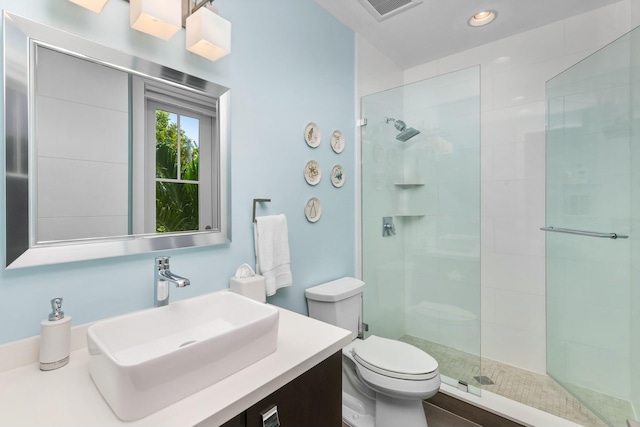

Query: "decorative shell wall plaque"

xmin=330 ymin=130 xmax=345 ymax=153
xmin=304 ymin=160 xmax=321 ymax=185
xmin=305 ymin=197 xmax=322 ymax=223
xmin=330 ymin=165 xmax=345 ymax=188
xmin=304 ymin=122 xmax=321 ymax=148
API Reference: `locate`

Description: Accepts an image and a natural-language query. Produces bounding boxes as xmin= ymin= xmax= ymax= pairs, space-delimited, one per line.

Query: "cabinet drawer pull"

xmin=261 ymin=405 xmax=280 ymax=427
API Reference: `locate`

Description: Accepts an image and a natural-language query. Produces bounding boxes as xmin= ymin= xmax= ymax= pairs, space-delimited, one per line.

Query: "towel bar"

xmin=540 ymin=226 xmax=628 ymax=239
xmin=252 ymin=199 xmax=271 ymax=223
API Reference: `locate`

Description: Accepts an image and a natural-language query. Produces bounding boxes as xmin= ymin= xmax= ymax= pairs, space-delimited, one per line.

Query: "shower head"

xmin=396 ymin=127 xmax=420 ymax=142
xmin=385 ymin=117 xmax=421 ymax=142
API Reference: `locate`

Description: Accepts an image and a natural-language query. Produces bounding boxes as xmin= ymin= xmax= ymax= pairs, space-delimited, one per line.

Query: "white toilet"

xmin=305 ymin=277 xmax=441 ymax=427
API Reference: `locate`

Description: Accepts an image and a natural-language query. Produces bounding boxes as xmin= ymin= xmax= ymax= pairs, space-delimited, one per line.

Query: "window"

xmin=138 ymin=80 xmax=218 ymax=234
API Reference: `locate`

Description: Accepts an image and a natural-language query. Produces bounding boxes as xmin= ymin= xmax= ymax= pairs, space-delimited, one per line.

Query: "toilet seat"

xmin=347 ymin=336 xmax=441 ymax=401
xmin=352 ymin=336 xmax=438 ymax=381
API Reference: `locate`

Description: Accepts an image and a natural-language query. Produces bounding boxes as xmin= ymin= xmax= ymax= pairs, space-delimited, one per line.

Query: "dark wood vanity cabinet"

xmin=221 ymin=351 xmax=342 ymax=427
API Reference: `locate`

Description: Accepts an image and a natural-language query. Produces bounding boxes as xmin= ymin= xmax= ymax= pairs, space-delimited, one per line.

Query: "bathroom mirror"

xmin=4 ymin=12 xmax=231 ymax=269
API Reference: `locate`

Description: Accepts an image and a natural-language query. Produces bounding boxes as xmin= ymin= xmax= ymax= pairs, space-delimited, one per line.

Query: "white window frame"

xmin=132 ymin=77 xmax=219 ymax=235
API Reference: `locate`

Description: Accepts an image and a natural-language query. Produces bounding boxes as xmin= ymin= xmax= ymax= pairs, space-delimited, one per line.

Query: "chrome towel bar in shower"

xmin=540 ymin=226 xmax=628 ymax=240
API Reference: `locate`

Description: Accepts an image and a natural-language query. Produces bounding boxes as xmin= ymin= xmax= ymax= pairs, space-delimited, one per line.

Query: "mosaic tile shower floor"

xmin=399 ymin=335 xmax=633 ymax=427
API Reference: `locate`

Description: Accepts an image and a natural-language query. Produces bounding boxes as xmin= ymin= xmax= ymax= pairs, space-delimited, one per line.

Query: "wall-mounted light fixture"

xmin=186 ymin=5 xmax=231 ymax=61
xmin=68 ymin=0 xmax=110 ymax=13
xmin=130 ymin=0 xmax=182 ymax=41
xmin=67 ymin=0 xmax=232 ymax=61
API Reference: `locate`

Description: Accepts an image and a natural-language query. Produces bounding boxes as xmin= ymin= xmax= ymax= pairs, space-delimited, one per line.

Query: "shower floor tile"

xmin=400 ymin=335 xmax=633 ymax=427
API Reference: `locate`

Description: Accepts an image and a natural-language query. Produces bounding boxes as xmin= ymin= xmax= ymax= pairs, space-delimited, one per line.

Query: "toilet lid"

xmin=353 ymin=336 xmax=438 ymax=380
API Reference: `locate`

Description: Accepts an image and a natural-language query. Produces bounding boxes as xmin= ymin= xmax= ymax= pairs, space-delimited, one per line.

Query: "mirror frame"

xmin=4 ymin=12 xmax=231 ymax=269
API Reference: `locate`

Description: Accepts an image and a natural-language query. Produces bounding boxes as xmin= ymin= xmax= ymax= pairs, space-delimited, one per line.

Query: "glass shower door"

xmin=546 ymin=28 xmax=637 ymax=427
xmin=361 ymin=67 xmax=481 ymax=394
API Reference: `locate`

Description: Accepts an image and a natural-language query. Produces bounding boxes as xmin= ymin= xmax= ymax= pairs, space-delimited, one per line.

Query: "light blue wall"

xmin=0 ymin=0 xmax=356 ymax=344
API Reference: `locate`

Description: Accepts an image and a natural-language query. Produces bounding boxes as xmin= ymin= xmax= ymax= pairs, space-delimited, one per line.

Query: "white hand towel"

xmin=254 ymin=214 xmax=293 ymax=296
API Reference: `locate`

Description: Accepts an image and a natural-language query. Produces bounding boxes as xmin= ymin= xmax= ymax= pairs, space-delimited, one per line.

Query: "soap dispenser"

xmin=39 ymin=298 xmax=71 ymax=371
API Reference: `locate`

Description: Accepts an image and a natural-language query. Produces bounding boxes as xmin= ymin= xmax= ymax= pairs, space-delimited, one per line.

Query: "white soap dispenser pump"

xmin=39 ymin=297 xmax=71 ymax=371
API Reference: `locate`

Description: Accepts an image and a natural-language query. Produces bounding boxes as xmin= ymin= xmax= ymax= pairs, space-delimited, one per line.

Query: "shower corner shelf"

xmin=393 ymin=213 xmax=426 ymax=218
xmin=394 ymin=182 xmax=425 ymax=188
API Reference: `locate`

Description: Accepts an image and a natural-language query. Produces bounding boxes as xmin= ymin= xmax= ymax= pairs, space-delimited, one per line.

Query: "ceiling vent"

xmin=357 ymin=0 xmax=423 ymax=21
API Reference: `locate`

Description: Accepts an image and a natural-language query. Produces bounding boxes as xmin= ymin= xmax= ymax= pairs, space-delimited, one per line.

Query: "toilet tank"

xmin=305 ymin=277 xmax=364 ymax=339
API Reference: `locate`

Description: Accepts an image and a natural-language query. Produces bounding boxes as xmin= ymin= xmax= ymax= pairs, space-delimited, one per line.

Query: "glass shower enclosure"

xmin=545 ymin=25 xmax=640 ymax=427
xmin=360 ymin=66 xmax=481 ymax=394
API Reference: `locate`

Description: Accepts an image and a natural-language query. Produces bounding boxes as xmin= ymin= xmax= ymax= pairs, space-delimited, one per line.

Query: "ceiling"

xmin=314 ymin=0 xmax=623 ymax=69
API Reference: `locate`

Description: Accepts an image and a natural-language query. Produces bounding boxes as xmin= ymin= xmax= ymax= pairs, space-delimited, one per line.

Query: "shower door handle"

xmin=540 ymin=226 xmax=628 ymax=239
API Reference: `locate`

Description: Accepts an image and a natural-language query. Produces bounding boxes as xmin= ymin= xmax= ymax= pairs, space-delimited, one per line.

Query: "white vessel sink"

xmin=87 ymin=291 xmax=279 ymax=421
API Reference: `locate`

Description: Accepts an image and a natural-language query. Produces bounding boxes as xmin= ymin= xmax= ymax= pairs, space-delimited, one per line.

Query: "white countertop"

xmin=0 ymin=306 xmax=352 ymax=427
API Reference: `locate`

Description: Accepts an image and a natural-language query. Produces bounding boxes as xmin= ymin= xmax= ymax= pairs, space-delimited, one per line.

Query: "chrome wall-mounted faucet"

xmin=154 ymin=256 xmax=190 ymax=307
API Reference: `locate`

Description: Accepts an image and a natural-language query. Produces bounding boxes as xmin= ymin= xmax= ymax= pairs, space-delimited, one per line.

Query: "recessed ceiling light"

xmin=493 ymin=56 xmax=511 ymax=64
xmin=469 ymin=10 xmax=497 ymax=27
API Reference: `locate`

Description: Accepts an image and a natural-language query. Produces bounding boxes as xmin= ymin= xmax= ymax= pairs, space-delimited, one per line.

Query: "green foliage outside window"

xmin=155 ymin=110 xmax=199 ymax=233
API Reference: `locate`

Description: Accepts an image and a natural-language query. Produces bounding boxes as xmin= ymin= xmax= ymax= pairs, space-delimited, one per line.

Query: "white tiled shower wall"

xmin=358 ymin=0 xmax=640 ymax=373
xmin=36 ymin=47 xmax=129 ymax=241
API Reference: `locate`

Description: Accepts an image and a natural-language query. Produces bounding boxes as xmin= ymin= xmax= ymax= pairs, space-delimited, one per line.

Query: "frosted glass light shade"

xmin=68 ymin=0 xmax=109 ymax=13
xmin=186 ymin=8 xmax=231 ymax=61
xmin=130 ymin=0 xmax=182 ymax=41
